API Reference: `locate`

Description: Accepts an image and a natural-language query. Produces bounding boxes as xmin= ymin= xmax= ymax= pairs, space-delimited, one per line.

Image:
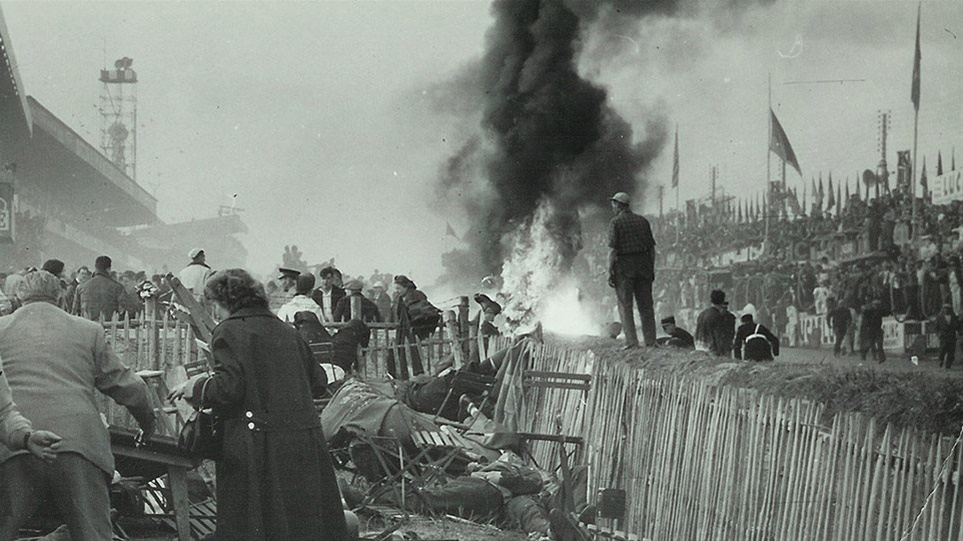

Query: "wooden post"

xmin=458 ymin=296 xmax=470 ymax=357
xmin=350 ymin=294 xmax=361 ymax=321
xmin=444 ymin=310 xmax=463 ymax=368
xmin=468 ymin=315 xmax=479 ymax=362
xmin=168 ymin=465 xmax=192 ymax=541
xmin=146 ymin=296 xmax=160 ymax=371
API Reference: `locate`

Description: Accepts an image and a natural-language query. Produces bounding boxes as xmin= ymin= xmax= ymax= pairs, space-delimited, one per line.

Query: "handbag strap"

xmin=197 ymin=376 xmax=213 ymax=410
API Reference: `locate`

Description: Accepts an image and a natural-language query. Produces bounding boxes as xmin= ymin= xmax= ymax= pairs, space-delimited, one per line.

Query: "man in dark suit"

xmin=311 ymin=266 xmax=345 ymax=323
xmin=733 ymin=313 xmax=780 ymax=361
xmin=859 ymin=299 xmax=886 ymax=363
xmin=0 ymin=270 xmax=155 ymax=540
xmin=934 ymin=303 xmax=960 ymax=369
xmin=696 ymin=290 xmax=733 ymax=357
xmin=73 ymin=255 xmax=127 ymax=320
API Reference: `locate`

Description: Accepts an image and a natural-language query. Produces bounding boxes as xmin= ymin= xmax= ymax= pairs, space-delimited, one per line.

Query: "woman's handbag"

xmin=177 ymin=377 xmax=223 ymax=459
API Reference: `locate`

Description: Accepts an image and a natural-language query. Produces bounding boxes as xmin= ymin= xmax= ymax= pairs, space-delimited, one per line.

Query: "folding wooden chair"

xmin=408 ymin=428 xmax=477 ymax=483
xmin=521 ymin=371 xmax=592 ymax=469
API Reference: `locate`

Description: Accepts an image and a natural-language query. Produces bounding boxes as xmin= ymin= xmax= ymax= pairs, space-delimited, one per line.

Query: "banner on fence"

xmin=795 ymin=314 xmax=907 ymax=353
xmin=931 ymin=170 xmax=963 ymax=205
xmin=882 ymin=317 xmax=904 ymax=351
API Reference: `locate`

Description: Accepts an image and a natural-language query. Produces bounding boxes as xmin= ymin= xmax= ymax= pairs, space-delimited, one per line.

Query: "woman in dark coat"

xmin=171 ymin=269 xmax=347 ymax=540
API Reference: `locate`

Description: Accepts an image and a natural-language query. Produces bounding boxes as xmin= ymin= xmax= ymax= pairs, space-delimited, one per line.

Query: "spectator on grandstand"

xmin=813 ymin=280 xmax=831 ymax=316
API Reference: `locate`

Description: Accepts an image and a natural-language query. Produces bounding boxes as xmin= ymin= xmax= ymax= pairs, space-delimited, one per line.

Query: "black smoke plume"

xmin=439 ymin=0 xmax=671 ymax=287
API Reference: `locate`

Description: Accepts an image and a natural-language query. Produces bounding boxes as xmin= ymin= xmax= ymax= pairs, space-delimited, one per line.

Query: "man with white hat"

xmin=176 ymin=248 xmax=213 ymax=299
xmin=607 ymin=192 xmax=657 ymax=349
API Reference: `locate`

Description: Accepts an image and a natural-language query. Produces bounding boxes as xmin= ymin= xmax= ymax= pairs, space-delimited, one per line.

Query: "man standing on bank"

xmin=608 ymin=192 xmax=657 ymax=349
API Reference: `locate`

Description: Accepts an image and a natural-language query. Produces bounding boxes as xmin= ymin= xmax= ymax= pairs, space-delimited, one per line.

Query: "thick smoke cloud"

xmin=439 ymin=0 xmax=671 ymax=287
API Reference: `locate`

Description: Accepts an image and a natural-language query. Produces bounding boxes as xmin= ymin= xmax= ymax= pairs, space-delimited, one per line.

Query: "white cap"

xmin=189 ymin=248 xmax=204 ymax=260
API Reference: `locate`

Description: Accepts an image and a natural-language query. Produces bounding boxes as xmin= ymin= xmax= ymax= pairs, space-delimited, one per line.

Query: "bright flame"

xmin=498 ymin=200 xmax=599 ymax=337
xmin=540 ymin=281 xmax=600 ymax=336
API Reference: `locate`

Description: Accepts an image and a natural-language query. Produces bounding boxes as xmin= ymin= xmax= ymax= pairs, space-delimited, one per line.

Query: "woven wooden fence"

xmin=520 ymin=348 xmax=963 ymax=541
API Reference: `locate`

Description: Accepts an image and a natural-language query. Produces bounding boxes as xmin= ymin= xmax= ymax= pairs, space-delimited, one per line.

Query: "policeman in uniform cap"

xmin=656 ymin=316 xmax=694 ymax=349
xmin=277 ymin=268 xmax=300 ymax=293
xmin=607 ymin=192 xmax=657 ymax=349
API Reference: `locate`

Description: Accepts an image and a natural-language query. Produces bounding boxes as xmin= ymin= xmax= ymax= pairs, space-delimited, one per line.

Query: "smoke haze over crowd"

xmin=3 ymin=1 xmax=960 ymax=291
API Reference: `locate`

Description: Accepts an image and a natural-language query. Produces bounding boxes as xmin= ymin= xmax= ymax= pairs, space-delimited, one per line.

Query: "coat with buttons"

xmin=189 ymin=306 xmax=347 ymax=541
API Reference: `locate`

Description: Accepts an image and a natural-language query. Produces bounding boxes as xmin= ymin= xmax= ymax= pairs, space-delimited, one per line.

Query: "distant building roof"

xmin=27 ymin=97 xmax=157 ymax=214
xmin=0 ymin=3 xmax=31 ymax=136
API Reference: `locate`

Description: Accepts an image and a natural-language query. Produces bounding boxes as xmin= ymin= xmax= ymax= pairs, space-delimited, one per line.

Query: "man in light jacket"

xmin=0 ymin=270 xmax=156 ymax=541
xmin=176 ymin=248 xmax=213 ymax=299
xmin=1 ymin=367 xmax=61 ymax=459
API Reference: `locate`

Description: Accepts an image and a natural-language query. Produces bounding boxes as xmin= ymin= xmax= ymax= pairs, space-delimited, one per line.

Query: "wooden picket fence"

xmin=518 ymin=346 xmax=963 ymax=541
xmin=98 ymin=308 xmax=460 ymax=436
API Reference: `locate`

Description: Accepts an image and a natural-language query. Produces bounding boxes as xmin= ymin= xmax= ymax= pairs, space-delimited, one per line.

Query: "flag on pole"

xmin=911 ymin=2 xmax=922 ymax=112
xmin=836 ymin=181 xmax=842 ymax=215
xmin=810 ymin=177 xmax=817 ymax=213
xmin=817 ymin=174 xmax=825 ymax=211
xmin=769 ymin=109 xmax=802 ymax=176
xmin=920 ymin=156 xmax=928 ymax=197
xmin=827 ymin=174 xmax=836 ymax=210
xmin=445 ymin=222 xmax=460 ymax=240
xmin=671 ymin=125 xmax=680 ymax=188
xmin=937 ymin=151 xmax=943 ymax=176
xmin=845 ymin=179 xmax=850 ymax=208
xmin=787 ymin=188 xmax=802 ymax=216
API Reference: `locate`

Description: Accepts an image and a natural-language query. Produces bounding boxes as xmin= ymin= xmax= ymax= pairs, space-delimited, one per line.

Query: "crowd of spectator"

xmin=642 ymin=186 xmax=963 ymax=342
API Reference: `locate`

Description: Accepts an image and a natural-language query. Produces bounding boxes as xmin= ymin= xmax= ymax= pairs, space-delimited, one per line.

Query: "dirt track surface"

xmin=548 ymin=334 xmax=963 ymax=436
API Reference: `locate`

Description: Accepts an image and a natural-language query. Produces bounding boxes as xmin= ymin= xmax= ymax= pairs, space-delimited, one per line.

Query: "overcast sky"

xmin=2 ymin=0 xmax=961 ymax=284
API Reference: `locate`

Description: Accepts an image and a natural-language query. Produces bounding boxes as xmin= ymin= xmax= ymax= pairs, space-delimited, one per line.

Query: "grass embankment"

xmin=550 ymin=335 xmax=963 ymax=436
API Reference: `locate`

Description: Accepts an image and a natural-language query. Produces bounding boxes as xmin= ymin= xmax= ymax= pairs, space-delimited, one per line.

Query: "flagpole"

xmin=911 ymin=107 xmax=919 ymax=239
xmin=765 ymin=72 xmax=771 ymax=246
xmin=911 ymin=2 xmax=921 ymax=239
